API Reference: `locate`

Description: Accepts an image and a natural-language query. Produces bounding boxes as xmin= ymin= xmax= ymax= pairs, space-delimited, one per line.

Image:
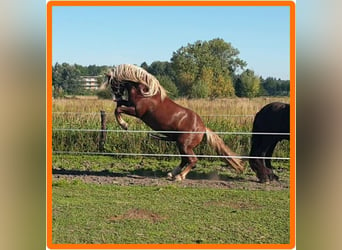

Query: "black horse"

xmin=249 ymin=102 xmax=289 ymax=183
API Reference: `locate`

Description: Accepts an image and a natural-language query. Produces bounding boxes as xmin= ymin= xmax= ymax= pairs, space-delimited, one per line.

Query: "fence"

xmin=52 ymin=111 xmax=290 ymax=160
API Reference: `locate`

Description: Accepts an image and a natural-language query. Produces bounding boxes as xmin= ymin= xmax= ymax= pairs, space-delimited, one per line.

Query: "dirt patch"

xmin=109 ymin=208 xmax=165 ymax=223
xmin=53 ymin=171 xmax=289 ymax=191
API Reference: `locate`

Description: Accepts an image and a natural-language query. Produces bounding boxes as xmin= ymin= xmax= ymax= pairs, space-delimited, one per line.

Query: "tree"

xmin=140 ymin=62 xmax=149 ymax=71
xmin=52 ymin=63 xmax=82 ymax=95
xmin=156 ymin=75 xmax=179 ymax=98
xmin=141 ymin=61 xmax=176 ymax=81
xmin=279 ymin=80 xmax=290 ymax=95
xmin=190 ymin=80 xmax=209 ymax=98
xmin=261 ymin=77 xmax=277 ymax=95
xmin=261 ymin=77 xmax=290 ymax=96
xmin=171 ymin=38 xmax=246 ymax=97
xmin=141 ymin=61 xmax=179 ymax=98
xmin=52 ymin=85 xmax=65 ymax=99
xmin=235 ymin=69 xmax=260 ymax=98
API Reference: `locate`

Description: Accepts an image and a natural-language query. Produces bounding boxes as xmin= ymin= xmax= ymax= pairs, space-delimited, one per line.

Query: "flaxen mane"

xmin=111 ymin=64 xmax=167 ymax=100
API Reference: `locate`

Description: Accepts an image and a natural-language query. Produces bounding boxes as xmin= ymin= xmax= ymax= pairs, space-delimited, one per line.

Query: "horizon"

xmin=52 ymin=5 xmax=290 ymax=80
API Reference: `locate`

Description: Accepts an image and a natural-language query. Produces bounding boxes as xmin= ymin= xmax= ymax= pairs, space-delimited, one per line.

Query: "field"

xmin=52 ymin=97 xmax=289 ymax=158
xmin=51 ymin=97 xmax=291 ymax=245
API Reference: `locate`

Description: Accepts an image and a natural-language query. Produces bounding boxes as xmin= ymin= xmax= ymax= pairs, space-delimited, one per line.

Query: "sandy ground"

xmin=53 ymin=168 xmax=289 ymax=191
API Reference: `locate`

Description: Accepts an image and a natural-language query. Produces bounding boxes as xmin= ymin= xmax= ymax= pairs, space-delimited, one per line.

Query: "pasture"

xmin=51 ymin=97 xmax=291 ymax=245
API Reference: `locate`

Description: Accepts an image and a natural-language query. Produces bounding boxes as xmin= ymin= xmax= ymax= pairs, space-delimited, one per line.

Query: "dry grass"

xmin=52 ymin=96 xmax=290 ymax=157
xmin=53 ymin=96 xmax=288 ymax=115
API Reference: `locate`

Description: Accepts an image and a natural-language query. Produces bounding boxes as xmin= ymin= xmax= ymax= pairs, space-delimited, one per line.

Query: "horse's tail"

xmin=205 ymin=128 xmax=244 ymax=173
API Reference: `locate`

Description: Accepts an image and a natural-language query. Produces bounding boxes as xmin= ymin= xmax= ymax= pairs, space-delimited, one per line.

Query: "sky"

xmin=52 ymin=5 xmax=290 ymax=80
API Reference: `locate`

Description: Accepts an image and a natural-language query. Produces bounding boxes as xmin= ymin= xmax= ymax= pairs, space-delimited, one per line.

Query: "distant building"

xmin=80 ymin=76 xmax=101 ymax=90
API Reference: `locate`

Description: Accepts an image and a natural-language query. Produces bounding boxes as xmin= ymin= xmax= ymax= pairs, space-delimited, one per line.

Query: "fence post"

xmin=99 ymin=110 xmax=107 ymax=152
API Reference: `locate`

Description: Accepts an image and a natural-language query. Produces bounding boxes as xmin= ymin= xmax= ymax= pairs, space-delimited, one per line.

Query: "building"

xmin=80 ymin=76 xmax=101 ymax=90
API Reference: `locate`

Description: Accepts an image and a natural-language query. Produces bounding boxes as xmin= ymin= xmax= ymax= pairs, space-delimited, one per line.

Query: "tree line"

xmin=52 ymin=38 xmax=289 ymax=99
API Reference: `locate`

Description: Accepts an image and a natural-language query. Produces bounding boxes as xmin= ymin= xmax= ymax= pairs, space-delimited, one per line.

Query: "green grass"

xmin=52 ymin=180 xmax=289 ymax=244
xmin=52 ymin=155 xmax=290 ymax=244
xmin=51 ymin=97 xmax=291 ymax=245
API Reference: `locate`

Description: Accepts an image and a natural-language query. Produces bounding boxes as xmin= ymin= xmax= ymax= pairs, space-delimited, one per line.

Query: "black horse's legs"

xmin=249 ymin=137 xmax=274 ymax=183
xmin=249 ymin=136 xmax=263 ymax=179
xmin=250 ymin=158 xmax=272 ymax=183
xmin=265 ymin=141 xmax=279 ymax=181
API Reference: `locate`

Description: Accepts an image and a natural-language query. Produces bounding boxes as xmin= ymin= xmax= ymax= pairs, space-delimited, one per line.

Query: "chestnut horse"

xmin=100 ymin=64 xmax=244 ymax=181
xmin=249 ymin=102 xmax=289 ymax=183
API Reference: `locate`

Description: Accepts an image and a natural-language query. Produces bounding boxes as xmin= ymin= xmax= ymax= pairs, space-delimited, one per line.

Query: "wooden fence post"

xmin=99 ymin=110 xmax=107 ymax=152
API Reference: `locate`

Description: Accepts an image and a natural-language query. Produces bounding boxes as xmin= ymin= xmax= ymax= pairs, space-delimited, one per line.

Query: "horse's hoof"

xmin=258 ymin=176 xmax=269 ymax=184
xmin=166 ymin=172 xmax=174 ymax=180
xmin=271 ymin=174 xmax=279 ymax=181
xmin=119 ymin=125 xmax=128 ymax=130
xmin=174 ymin=174 xmax=184 ymax=181
xmin=258 ymin=179 xmax=270 ymax=184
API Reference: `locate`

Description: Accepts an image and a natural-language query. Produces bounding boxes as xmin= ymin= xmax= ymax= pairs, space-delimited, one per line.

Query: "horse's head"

xmin=101 ymin=70 xmax=127 ymax=102
xmin=100 ymin=64 xmax=168 ymax=102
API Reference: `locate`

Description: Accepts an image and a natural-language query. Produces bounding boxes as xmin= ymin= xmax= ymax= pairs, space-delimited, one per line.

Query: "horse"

xmin=100 ymin=64 xmax=244 ymax=181
xmin=249 ymin=102 xmax=290 ymax=183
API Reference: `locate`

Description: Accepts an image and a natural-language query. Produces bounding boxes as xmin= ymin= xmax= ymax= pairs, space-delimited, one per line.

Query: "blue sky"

xmin=52 ymin=5 xmax=290 ymax=79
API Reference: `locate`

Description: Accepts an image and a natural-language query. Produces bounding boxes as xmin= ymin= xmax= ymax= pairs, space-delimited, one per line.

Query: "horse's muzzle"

xmin=112 ymin=95 xmax=123 ymax=102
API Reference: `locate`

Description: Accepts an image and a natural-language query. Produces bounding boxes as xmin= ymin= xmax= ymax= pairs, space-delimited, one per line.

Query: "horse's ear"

xmin=99 ymin=73 xmax=111 ymax=90
xmin=104 ymin=68 xmax=115 ymax=78
xmin=99 ymin=81 xmax=108 ymax=90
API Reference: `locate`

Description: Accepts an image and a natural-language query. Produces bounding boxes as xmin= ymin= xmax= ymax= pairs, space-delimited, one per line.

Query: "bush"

xmin=96 ymin=89 xmax=112 ymax=99
xmin=53 ymin=86 xmax=65 ymax=99
xmin=157 ymin=75 xmax=179 ymax=98
xmin=190 ymin=80 xmax=209 ymax=98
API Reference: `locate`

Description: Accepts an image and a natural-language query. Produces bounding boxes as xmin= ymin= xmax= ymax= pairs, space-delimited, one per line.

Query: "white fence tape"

xmin=53 ymin=151 xmax=290 ymax=160
xmin=52 ymin=128 xmax=290 ymax=136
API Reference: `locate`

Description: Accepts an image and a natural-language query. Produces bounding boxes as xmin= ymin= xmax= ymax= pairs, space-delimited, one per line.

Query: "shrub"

xmin=96 ymin=89 xmax=112 ymax=99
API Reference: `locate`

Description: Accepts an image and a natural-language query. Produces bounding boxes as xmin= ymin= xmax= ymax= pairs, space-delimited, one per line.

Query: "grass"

xmin=51 ymin=155 xmax=290 ymax=244
xmin=51 ymin=97 xmax=291 ymax=245
xmin=52 ymin=179 xmax=290 ymax=244
xmin=52 ymin=154 xmax=290 ymax=183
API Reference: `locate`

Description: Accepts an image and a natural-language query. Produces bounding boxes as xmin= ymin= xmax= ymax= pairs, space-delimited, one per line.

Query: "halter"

xmin=109 ymin=77 xmax=127 ymax=102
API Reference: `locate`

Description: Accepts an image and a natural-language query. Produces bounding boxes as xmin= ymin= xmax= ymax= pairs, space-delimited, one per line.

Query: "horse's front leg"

xmin=115 ymin=106 xmax=137 ymax=130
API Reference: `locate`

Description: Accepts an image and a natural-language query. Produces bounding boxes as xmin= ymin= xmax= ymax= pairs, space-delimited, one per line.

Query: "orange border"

xmin=47 ymin=1 xmax=295 ymax=249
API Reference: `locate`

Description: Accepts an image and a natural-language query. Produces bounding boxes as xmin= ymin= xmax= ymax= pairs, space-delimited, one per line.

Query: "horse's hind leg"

xmin=167 ymin=147 xmax=198 ymax=181
xmin=249 ymin=135 xmax=264 ymax=179
xmin=167 ymin=135 xmax=201 ymax=181
xmin=175 ymin=148 xmax=198 ymax=181
xmin=167 ymin=157 xmax=187 ymax=179
xmin=249 ymin=136 xmax=274 ymax=183
xmin=265 ymin=140 xmax=279 ymax=181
